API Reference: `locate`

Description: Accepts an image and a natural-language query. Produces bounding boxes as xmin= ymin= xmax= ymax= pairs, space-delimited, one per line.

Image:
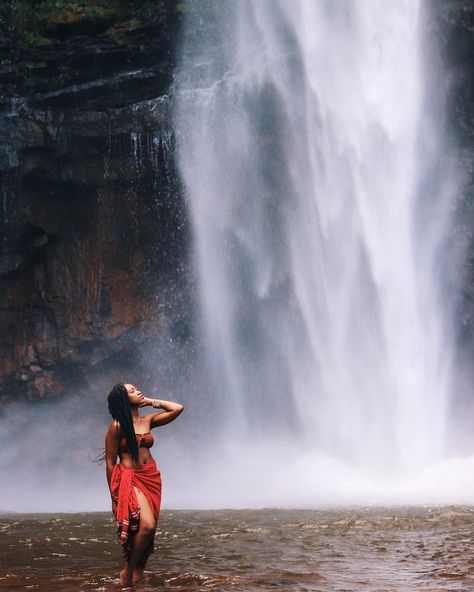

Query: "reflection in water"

xmin=1 ymin=507 xmax=474 ymax=591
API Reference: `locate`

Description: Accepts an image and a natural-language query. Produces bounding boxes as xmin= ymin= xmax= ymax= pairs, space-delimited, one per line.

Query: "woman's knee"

xmin=134 ymin=487 xmax=156 ymax=536
xmin=139 ymin=520 xmax=156 ymax=537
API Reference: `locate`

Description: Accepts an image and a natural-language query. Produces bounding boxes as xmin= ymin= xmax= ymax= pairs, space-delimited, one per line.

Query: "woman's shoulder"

xmin=141 ymin=415 xmax=154 ymax=431
xmin=107 ymin=419 xmax=122 ymax=435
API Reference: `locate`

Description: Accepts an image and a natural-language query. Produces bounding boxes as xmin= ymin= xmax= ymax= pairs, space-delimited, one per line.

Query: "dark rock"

xmin=432 ymin=1 xmax=474 ymax=347
xmin=0 ymin=1 xmax=192 ymax=401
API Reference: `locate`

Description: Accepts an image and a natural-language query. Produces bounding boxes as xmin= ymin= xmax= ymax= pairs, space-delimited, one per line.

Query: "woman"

xmin=105 ymin=383 xmax=184 ymax=586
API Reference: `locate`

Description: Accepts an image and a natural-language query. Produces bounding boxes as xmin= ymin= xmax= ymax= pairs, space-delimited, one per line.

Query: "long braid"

xmin=107 ymin=383 xmax=139 ymax=463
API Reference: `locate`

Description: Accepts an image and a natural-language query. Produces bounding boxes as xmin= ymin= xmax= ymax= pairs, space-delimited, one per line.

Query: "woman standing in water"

xmin=105 ymin=383 xmax=184 ymax=586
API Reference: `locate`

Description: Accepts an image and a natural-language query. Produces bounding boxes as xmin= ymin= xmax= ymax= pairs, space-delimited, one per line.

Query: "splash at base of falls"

xmin=169 ymin=441 xmax=474 ymax=509
xmin=0 ymin=383 xmax=471 ymax=513
xmin=3 ymin=437 xmax=474 ymax=513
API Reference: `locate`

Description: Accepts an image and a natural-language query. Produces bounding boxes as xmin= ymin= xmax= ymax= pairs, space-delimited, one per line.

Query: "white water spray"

xmin=174 ymin=0 xmax=462 ymax=503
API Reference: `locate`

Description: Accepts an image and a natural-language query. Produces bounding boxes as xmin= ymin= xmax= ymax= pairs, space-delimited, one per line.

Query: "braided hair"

xmin=107 ymin=383 xmax=139 ymax=463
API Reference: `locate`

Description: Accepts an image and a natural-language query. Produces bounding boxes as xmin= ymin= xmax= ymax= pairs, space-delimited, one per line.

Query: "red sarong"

xmin=110 ymin=460 xmax=162 ymax=566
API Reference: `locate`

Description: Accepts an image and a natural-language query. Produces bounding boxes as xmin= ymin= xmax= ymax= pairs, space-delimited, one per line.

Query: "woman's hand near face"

xmin=137 ymin=394 xmax=184 ymax=426
xmin=139 ymin=396 xmax=154 ymax=407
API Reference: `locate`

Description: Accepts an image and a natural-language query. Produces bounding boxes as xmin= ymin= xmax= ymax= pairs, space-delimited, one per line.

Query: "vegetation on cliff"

xmin=0 ymin=0 xmax=183 ymax=97
xmin=0 ymin=0 xmax=190 ymax=403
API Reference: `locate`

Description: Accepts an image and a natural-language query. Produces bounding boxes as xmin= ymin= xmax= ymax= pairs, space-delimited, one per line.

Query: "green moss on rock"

xmin=1 ymin=1 xmax=173 ymax=58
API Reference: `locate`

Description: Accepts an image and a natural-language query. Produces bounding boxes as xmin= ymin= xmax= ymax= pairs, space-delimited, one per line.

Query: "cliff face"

xmin=437 ymin=2 xmax=474 ymax=349
xmin=0 ymin=1 xmax=193 ymax=401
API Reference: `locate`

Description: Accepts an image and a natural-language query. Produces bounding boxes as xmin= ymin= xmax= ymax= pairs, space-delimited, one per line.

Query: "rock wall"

xmin=437 ymin=2 xmax=474 ymax=349
xmin=0 ymin=1 xmax=193 ymax=402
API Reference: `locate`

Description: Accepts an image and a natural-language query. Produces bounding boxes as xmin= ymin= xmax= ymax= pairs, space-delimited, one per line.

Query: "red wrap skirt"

xmin=110 ymin=460 xmax=162 ymax=566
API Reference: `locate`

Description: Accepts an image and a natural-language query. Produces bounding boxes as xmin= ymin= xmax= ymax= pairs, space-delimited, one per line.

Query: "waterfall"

xmin=173 ymin=0 xmax=460 ymax=503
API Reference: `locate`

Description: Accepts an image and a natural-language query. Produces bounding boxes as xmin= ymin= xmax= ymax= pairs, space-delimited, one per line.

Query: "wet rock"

xmin=0 ymin=1 xmax=192 ymax=401
xmin=432 ymin=1 xmax=474 ymax=350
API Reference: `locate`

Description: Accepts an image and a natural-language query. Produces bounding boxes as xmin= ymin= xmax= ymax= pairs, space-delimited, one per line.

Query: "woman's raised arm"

xmin=140 ymin=398 xmax=184 ymax=428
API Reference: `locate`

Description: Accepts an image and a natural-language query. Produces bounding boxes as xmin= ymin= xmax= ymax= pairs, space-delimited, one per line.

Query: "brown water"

xmin=1 ymin=507 xmax=474 ymax=591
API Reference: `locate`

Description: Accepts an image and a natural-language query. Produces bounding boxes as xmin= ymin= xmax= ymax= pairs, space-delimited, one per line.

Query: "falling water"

xmin=174 ymin=0 xmax=461 ymax=502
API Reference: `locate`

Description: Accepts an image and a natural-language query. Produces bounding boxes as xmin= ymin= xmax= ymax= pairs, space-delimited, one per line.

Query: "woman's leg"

xmin=120 ymin=487 xmax=157 ymax=586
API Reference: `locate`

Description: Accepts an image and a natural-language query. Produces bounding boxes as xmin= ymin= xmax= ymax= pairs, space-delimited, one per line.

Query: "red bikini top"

xmin=118 ymin=432 xmax=154 ymax=454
